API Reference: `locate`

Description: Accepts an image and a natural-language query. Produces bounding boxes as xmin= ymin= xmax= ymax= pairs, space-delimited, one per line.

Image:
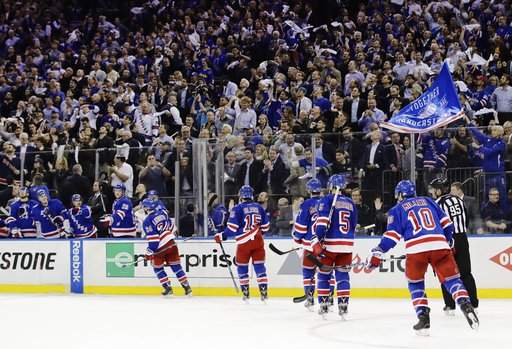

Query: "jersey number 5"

xmin=338 ymin=211 xmax=350 ymax=234
xmin=243 ymin=214 xmax=261 ymax=232
xmin=407 ymin=208 xmax=436 ymax=235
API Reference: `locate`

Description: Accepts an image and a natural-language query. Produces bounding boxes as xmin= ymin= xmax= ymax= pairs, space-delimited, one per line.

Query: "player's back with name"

xmin=292 ymin=196 xmax=321 ymax=251
xmin=315 ymin=194 xmax=357 ymax=252
xmin=225 ymin=202 xmax=269 ymax=244
xmin=6 ymin=199 xmax=38 ymax=236
xmin=143 ymin=210 xmax=176 ymax=252
xmin=386 ymin=197 xmax=451 ymax=254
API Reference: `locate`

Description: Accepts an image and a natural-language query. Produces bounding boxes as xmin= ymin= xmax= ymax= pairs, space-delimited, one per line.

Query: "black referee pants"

xmin=441 ymin=234 xmax=479 ymax=308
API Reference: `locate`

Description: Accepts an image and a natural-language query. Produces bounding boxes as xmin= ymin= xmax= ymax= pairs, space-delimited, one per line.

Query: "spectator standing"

xmin=110 ymin=155 xmax=133 ymax=198
xmin=139 ymin=154 xmax=170 ymax=195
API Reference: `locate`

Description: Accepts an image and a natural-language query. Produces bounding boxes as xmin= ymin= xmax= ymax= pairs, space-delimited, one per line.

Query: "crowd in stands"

xmin=0 ymin=0 xmax=512 ymax=236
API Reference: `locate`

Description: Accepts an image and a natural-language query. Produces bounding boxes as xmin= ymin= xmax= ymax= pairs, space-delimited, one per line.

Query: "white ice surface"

xmin=0 ymin=294 xmax=509 ymax=349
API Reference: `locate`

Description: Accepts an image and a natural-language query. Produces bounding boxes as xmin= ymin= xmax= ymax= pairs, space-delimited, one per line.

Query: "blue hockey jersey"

xmin=224 ymin=202 xmax=270 ymax=245
xmin=143 ymin=210 xmax=176 ymax=253
xmin=421 ymin=134 xmax=450 ymax=169
xmin=68 ymin=204 xmax=97 ymax=238
xmin=32 ymin=198 xmax=68 ymax=239
xmin=5 ymin=199 xmax=37 ymax=237
xmin=208 ymin=204 xmax=228 ymax=236
xmin=292 ymin=196 xmax=322 ymax=252
xmin=111 ymin=196 xmax=136 ymax=237
xmin=0 ymin=218 xmax=8 ymax=238
xmin=378 ymin=196 xmax=453 ymax=254
xmin=469 ymin=127 xmax=505 ymax=173
xmin=315 ymin=194 xmax=358 ymax=253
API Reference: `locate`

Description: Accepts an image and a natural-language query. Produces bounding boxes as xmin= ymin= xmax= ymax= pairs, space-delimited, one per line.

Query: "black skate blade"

xmin=466 ymin=313 xmax=480 ymax=330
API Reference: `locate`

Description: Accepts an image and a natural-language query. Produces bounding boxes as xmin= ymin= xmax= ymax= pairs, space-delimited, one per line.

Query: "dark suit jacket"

xmin=319 ymin=141 xmax=336 ymax=164
xmin=224 ymin=162 xmax=241 ymax=197
xmin=268 ymin=155 xmax=290 ymax=195
xmin=16 ymin=145 xmax=36 ymax=175
xmin=236 ymin=159 xmax=265 ymax=194
xmin=343 ymin=98 xmax=367 ymax=126
xmin=61 ymin=174 xmax=92 ymax=207
xmin=384 ymin=144 xmax=399 ymax=170
xmin=361 ymin=143 xmax=386 ymax=171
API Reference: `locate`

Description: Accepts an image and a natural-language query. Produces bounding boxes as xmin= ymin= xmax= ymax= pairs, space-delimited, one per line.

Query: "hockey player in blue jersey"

xmin=142 ymin=198 xmax=192 ymax=296
xmin=207 ymin=194 xmax=228 ymax=236
xmin=101 ymin=183 xmax=136 ymax=237
xmin=366 ymin=180 xmax=479 ymax=334
xmin=5 ymin=187 xmax=37 ymax=238
xmin=214 ymin=185 xmax=270 ymax=302
xmin=68 ymin=194 xmax=97 ymax=238
xmin=291 ymin=178 xmax=325 ymax=310
xmin=32 ymin=190 xmax=70 ymax=239
xmin=147 ymin=190 xmax=167 ymax=212
xmin=314 ymin=174 xmax=358 ymax=319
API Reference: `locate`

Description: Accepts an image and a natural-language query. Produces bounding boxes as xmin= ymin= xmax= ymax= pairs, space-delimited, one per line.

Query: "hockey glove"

xmin=51 ymin=216 xmax=64 ymax=228
xmin=214 ymin=233 xmax=225 ymax=244
xmin=311 ymin=236 xmax=325 ymax=258
xmin=366 ymin=246 xmax=384 ymax=271
xmin=99 ymin=215 xmax=113 ymax=227
xmin=145 ymin=248 xmax=155 ymax=261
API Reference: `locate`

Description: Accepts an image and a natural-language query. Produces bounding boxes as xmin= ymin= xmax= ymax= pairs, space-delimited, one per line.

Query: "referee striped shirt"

xmin=436 ymin=194 xmax=468 ymax=234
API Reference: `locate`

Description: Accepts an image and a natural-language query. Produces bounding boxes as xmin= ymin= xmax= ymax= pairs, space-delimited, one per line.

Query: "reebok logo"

xmin=490 ymin=247 xmax=512 ymax=272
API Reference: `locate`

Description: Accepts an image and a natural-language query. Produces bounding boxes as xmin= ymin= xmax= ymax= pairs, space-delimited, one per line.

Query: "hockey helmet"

xmin=395 ymin=180 xmax=416 ymax=198
xmin=141 ymin=198 xmax=158 ymax=211
xmin=328 ymin=174 xmax=346 ymax=191
xmin=239 ymin=185 xmax=254 ymax=200
xmin=306 ymin=178 xmax=322 ymax=194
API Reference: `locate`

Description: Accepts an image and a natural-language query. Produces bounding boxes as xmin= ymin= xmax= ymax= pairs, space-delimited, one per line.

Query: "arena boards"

xmin=1 ymin=237 xmax=511 ymax=298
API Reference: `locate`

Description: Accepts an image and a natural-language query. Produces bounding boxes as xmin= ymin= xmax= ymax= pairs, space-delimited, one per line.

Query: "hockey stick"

xmin=218 ymin=241 xmax=240 ymax=293
xmin=121 ymin=256 xmax=145 ymax=268
xmin=346 ymin=255 xmax=407 ymax=268
xmin=269 ymin=243 xmax=301 ymax=255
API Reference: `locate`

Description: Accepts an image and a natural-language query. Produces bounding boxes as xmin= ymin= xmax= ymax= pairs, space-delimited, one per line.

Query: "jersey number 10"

xmin=407 ymin=208 xmax=436 ymax=235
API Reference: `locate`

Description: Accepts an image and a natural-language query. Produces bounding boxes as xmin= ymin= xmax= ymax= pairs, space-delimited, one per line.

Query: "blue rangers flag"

xmin=381 ymin=63 xmax=464 ymax=133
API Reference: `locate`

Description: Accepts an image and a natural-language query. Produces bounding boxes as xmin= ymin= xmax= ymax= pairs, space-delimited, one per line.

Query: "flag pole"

xmin=410 ymin=132 xmax=416 ymax=183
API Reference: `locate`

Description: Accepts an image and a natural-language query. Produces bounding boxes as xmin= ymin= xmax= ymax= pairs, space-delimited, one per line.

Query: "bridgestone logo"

xmin=0 ymin=252 xmax=56 ymax=270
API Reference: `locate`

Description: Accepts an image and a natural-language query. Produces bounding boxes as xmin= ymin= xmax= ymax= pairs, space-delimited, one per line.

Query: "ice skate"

xmin=443 ymin=305 xmax=455 ymax=316
xmin=259 ymin=285 xmax=268 ymax=303
xmin=161 ymin=284 xmax=173 ymax=296
xmin=182 ymin=283 xmax=192 ymax=297
xmin=318 ymin=303 xmax=329 ymax=319
xmin=304 ymin=294 xmax=314 ymax=312
xmin=338 ymin=303 xmax=348 ymax=321
xmin=242 ymin=287 xmax=250 ymax=303
xmin=460 ymin=301 xmax=479 ymax=330
xmin=413 ymin=308 xmax=430 ymax=336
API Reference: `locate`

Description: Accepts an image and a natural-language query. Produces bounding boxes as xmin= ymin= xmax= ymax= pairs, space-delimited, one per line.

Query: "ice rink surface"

xmin=0 ymin=294 xmax=509 ymax=349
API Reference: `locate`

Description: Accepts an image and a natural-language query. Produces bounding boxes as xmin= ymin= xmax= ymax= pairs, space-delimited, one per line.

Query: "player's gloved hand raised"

xmin=214 ymin=233 xmax=225 ymax=244
xmin=366 ymin=246 xmax=384 ymax=271
xmin=145 ymin=248 xmax=154 ymax=261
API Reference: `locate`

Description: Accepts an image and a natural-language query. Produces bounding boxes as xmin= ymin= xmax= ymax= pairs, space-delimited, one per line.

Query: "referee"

xmin=429 ymin=178 xmax=479 ymax=314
